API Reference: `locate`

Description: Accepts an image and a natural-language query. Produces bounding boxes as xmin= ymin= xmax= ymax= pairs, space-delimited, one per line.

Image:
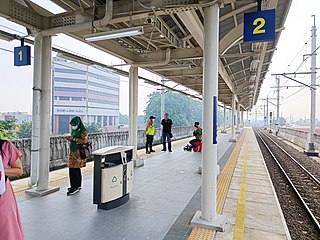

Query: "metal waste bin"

xmin=93 ymin=146 xmax=134 ymax=210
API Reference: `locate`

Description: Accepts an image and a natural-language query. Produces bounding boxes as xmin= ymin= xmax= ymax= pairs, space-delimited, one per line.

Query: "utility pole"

xmin=305 ymin=16 xmax=318 ymax=156
xmin=276 ymin=76 xmax=280 ymax=127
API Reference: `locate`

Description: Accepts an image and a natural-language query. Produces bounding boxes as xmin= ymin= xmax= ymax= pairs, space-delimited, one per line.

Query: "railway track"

xmin=254 ymin=128 xmax=320 ymax=238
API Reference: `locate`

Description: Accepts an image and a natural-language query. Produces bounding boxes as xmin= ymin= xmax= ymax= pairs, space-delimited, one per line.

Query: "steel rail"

xmin=254 ymin=129 xmax=320 ymax=231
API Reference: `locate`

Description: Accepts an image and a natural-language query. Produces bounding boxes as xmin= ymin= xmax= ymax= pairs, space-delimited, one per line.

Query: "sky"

xmin=0 ymin=1 xmax=320 ymax=120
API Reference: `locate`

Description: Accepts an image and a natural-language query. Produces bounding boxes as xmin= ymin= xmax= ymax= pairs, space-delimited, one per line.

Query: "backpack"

xmin=0 ymin=156 xmax=6 ymax=196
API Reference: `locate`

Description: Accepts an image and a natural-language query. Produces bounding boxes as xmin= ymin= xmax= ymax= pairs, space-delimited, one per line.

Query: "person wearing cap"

xmin=0 ymin=131 xmax=24 ymax=240
xmin=189 ymin=122 xmax=202 ymax=150
xmin=161 ymin=113 xmax=173 ymax=152
xmin=145 ymin=116 xmax=156 ymax=154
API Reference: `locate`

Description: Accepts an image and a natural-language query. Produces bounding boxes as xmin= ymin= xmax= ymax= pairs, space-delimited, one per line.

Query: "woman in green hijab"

xmin=65 ymin=116 xmax=88 ymax=196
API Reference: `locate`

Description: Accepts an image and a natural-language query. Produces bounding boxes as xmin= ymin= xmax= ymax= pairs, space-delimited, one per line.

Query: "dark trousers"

xmin=162 ymin=132 xmax=172 ymax=151
xmin=189 ymin=139 xmax=201 ymax=148
xmin=146 ymin=135 xmax=154 ymax=152
xmin=69 ymin=168 xmax=82 ymax=189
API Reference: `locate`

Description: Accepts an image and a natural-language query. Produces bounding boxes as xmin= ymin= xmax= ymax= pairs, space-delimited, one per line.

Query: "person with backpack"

xmin=65 ymin=116 xmax=88 ymax=196
xmin=0 ymin=132 xmax=24 ymax=240
xmin=145 ymin=116 xmax=156 ymax=154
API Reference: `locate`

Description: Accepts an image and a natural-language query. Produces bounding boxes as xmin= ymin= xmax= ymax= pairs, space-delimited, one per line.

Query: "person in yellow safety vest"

xmin=146 ymin=116 xmax=156 ymax=154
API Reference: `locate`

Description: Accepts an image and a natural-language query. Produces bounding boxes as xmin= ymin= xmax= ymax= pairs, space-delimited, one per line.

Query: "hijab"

xmin=69 ymin=116 xmax=87 ymax=152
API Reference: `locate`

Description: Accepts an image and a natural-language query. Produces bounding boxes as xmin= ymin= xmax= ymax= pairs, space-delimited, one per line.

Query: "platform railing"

xmin=11 ymin=126 xmax=194 ymax=178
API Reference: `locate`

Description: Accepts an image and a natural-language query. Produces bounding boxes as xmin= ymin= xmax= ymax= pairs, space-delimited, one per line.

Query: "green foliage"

xmin=119 ymin=113 xmax=129 ymax=125
xmin=119 ymin=113 xmax=146 ymax=126
xmin=17 ymin=121 xmax=32 ymax=139
xmin=84 ymin=122 xmax=102 ymax=133
xmin=144 ymin=92 xmax=202 ymax=127
xmin=0 ymin=120 xmax=18 ymax=139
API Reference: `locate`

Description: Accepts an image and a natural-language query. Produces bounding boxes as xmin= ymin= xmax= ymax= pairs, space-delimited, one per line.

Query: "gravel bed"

xmin=254 ymin=129 xmax=320 ymax=240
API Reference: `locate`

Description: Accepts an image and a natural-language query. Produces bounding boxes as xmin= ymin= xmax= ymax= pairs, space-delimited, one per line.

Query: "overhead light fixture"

xmin=250 ymin=59 xmax=260 ymax=71
xmin=84 ymin=26 xmax=144 ymax=42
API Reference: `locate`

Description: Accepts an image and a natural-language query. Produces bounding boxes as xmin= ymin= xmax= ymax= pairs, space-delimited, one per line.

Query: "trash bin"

xmin=92 ymin=145 xmax=134 ymax=210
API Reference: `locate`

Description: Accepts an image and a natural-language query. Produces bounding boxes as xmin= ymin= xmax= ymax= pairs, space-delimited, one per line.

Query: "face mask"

xmin=71 ymin=125 xmax=78 ymax=130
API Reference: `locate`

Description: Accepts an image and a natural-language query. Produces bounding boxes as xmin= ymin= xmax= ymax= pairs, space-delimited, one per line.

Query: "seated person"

xmin=189 ymin=122 xmax=202 ymax=150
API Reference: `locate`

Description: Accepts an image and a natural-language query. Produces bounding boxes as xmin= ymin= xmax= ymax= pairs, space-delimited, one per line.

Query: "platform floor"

xmin=15 ymin=131 xmax=236 ymax=240
xmin=214 ymin=128 xmax=290 ymax=240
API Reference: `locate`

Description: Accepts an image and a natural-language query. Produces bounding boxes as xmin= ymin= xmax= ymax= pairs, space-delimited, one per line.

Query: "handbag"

xmin=169 ymin=132 xmax=173 ymax=138
xmin=79 ymin=142 xmax=92 ymax=159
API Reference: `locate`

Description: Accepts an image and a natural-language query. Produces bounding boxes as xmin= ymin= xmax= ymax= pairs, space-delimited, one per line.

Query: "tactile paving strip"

xmin=188 ymin=130 xmax=247 ymax=240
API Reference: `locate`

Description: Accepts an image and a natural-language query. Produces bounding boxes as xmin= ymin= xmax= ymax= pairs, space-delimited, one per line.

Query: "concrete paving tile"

xmin=244 ymin=228 xmax=287 ymax=240
xmin=246 ymin=183 xmax=273 ymax=195
xmin=246 ymin=191 xmax=277 ymax=204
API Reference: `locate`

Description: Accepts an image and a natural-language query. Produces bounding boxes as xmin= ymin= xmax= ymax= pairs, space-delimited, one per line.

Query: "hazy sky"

xmin=0 ymin=1 xmax=320 ymax=120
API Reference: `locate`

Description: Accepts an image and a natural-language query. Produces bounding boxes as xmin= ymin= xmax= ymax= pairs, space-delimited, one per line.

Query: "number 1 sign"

xmin=243 ymin=9 xmax=275 ymax=43
xmin=14 ymin=45 xmax=31 ymax=66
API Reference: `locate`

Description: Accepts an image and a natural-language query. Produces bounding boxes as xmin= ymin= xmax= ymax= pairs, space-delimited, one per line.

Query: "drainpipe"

xmin=39 ymin=0 xmax=113 ymax=36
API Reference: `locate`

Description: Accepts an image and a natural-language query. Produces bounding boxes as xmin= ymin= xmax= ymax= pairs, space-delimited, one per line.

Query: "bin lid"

xmin=92 ymin=145 xmax=134 ymax=156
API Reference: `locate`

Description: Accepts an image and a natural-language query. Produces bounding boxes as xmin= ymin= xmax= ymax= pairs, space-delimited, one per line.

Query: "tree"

xmin=17 ymin=121 xmax=32 ymax=139
xmin=144 ymin=92 xmax=202 ymax=127
xmin=0 ymin=119 xmax=17 ymax=139
xmin=84 ymin=122 xmax=102 ymax=133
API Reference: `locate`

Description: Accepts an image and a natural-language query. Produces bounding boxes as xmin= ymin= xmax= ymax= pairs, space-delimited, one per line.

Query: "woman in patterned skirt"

xmin=65 ymin=116 xmax=88 ymax=196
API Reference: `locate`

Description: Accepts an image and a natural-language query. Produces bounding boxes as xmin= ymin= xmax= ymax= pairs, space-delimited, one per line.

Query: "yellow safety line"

xmin=233 ymin=135 xmax=249 ymax=240
xmin=188 ymin=130 xmax=247 ymax=240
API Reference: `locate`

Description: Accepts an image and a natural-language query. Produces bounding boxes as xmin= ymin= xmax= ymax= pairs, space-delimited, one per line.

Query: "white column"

xmin=30 ymin=34 xmax=42 ymax=187
xmin=191 ymin=4 xmax=226 ymax=231
xmin=161 ymin=79 xmax=165 ymax=118
xmin=241 ymin=110 xmax=244 ymax=127
xmin=236 ymin=102 xmax=240 ymax=133
xmin=221 ymin=103 xmax=227 ymax=133
xmin=129 ymin=66 xmax=139 ymax=162
xmin=229 ymin=94 xmax=236 ymax=142
xmin=37 ymin=36 xmax=52 ymax=191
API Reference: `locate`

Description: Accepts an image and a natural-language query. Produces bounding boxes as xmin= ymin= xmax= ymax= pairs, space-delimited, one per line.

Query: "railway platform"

xmin=13 ymin=127 xmax=296 ymax=240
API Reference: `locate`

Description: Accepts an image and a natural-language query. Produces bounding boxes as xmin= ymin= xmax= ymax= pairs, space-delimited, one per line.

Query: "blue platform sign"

xmin=14 ymin=45 xmax=31 ymax=66
xmin=243 ymin=9 xmax=275 ymax=43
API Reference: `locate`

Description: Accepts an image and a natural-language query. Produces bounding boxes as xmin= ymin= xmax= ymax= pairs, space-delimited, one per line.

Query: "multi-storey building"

xmin=52 ymin=57 xmax=120 ymax=134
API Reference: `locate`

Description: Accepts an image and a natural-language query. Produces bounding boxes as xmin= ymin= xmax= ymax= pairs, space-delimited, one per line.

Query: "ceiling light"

xmin=84 ymin=26 xmax=144 ymax=42
xmin=159 ymin=34 xmax=165 ymax=38
xmin=249 ymin=75 xmax=256 ymax=82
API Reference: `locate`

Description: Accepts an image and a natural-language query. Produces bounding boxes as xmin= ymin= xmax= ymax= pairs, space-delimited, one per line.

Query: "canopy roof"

xmin=0 ymin=0 xmax=292 ymax=110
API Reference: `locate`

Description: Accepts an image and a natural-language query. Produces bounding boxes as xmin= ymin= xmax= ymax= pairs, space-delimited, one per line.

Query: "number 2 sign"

xmin=243 ymin=9 xmax=275 ymax=43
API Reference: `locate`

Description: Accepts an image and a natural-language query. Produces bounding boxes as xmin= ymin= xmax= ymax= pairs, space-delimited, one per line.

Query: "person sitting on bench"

xmin=189 ymin=122 xmax=202 ymax=150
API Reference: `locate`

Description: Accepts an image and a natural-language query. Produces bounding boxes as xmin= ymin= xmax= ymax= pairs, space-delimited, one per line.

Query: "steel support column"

xmin=190 ymin=3 xmax=226 ymax=231
xmin=29 ymin=34 xmax=41 ymax=187
xmin=221 ymin=103 xmax=227 ymax=133
xmin=229 ymin=94 xmax=236 ymax=142
xmin=236 ymin=102 xmax=240 ymax=134
xmin=129 ymin=66 xmax=141 ymax=165
xmin=27 ymin=36 xmax=60 ymax=196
